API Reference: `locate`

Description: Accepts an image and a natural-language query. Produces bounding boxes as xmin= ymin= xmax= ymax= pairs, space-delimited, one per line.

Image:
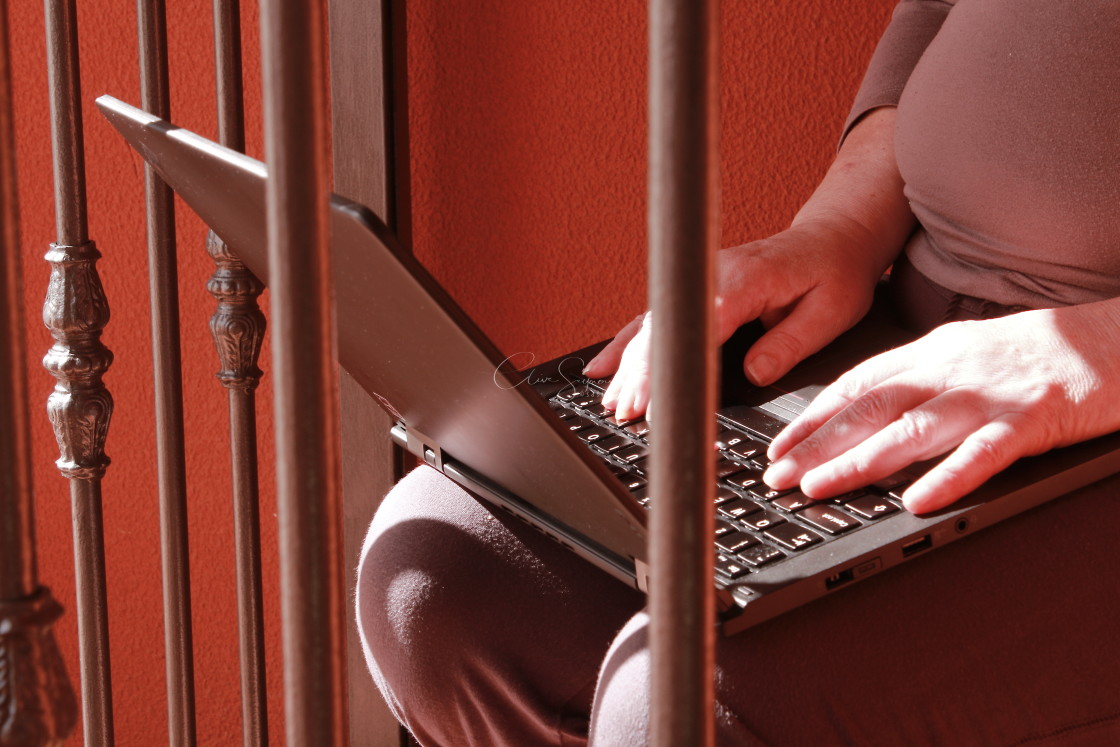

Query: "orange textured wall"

xmin=10 ymin=0 xmax=895 ymax=743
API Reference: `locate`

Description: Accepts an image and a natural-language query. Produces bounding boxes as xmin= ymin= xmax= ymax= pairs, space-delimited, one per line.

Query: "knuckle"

xmin=895 ymin=410 xmax=937 ymax=450
xmin=758 ymin=328 xmax=805 ymax=367
xmin=843 ymin=389 xmax=896 ymax=431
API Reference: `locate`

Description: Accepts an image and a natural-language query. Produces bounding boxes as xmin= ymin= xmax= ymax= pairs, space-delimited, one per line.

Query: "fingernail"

xmin=764 ymin=457 xmax=797 ymax=488
xmin=582 ymin=356 xmax=601 ymax=376
xmin=746 ymin=354 xmax=775 ymax=385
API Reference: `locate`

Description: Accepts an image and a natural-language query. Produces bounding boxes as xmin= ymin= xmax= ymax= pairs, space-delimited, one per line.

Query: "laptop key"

xmin=715 ymin=487 xmax=738 ymax=505
xmin=715 ymin=557 xmax=751 ymax=580
xmin=798 ymin=505 xmax=861 ymax=534
xmin=624 ymin=421 xmax=651 ymax=440
xmin=557 ymin=385 xmax=592 ymax=402
xmin=715 ymin=429 xmax=751 ymax=451
xmin=717 ymin=499 xmax=762 ymax=521
xmin=619 ymin=475 xmax=646 ymax=492
xmin=723 ymin=468 xmax=764 ymax=491
xmin=594 ymin=434 xmax=630 ymax=454
xmin=716 ymin=530 xmax=759 ymax=554
xmin=603 ymin=412 xmax=637 ymax=427
xmin=770 ymin=492 xmax=813 ymax=512
xmin=566 ymin=419 xmax=593 ymax=434
xmin=741 ymin=510 xmax=785 ymax=531
xmin=715 ymin=520 xmax=736 ymax=537
xmin=764 ymin=523 xmax=822 ymax=550
xmin=716 ymin=459 xmax=747 ymax=479
xmin=615 ymin=444 xmax=649 ymax=465
xmin=572 ymin=394 xmax=601 ymax=410
xmin=578 ymin=426 xmax=614 ymax=444
xmin=845 ymin=495 xmax=900 ymax=520
xmin=747 ymin=485 xmax=794 ymax=501
xmin=737 ymin=543 xmax=785 ymax=567
xmin=727 ymin=441 xmax=762 ymax=461
xmin=830 ymin=489 xmax=869 ymax=504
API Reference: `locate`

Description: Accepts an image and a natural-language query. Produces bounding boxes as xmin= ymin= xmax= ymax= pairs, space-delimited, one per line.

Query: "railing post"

xmin=647 ymin=0 xmax=719 ymax=744
xmin=1 ymin=2 xmax=78 ymax=744
xmin=41 ymin=1 xmax=115 ymax=744
xmin=208 ymin=3 xmax=270 ymax=745
xmin=260 ymin=0 xmax=348 ymax=743
xmin=135 ymin=2 xmax=199 ymax=743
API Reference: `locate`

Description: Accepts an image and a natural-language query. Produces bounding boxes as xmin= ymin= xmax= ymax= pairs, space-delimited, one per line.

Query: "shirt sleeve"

xmin=841 ymin=0 xmax=956 ymax=144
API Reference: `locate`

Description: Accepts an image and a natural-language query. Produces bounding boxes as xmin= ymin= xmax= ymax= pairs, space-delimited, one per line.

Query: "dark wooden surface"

xmin=328 ymin=0 xmax=412 ymax=744
xmin=648 ymin=0 xmax=719 ymax=744
xmin=261 ymin=0 xmax=348 ymax=742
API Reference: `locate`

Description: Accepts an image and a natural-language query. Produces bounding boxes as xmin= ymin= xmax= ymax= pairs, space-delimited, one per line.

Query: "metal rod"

xmin=206 ymin=228 xmax=269 ymax=747
xmin=2 ymin=1 xmax=79 ymax=739
xmin=136 ymin=2 xmax=197 ymax=744
xmin=210 ymin=4 xmax=269 ymax=745
xmin=43 ymin=0 xmax=87 ymax=246
xmin=212 ymin=0 xmax=245 ymax=153
xmin=2 ymin=4 xmax=38 ymax=603
xmin=647 ymin=0 xmax=719 ymax=744
xmin=261 ymin=0 xmax=347 ymax=742
xmin=42 ymin=1 xmax=115 ymax=743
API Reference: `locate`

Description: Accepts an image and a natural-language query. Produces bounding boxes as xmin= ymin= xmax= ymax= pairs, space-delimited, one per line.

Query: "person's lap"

xmin=358 ymin=464 xmax=1120 ymax=746
xmin=357 ymin=264 xmax=1120 ymax=745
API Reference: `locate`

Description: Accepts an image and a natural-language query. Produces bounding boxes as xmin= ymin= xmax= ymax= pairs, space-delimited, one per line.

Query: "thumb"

xmin=743 ymin=297 xmax=856 ymax=385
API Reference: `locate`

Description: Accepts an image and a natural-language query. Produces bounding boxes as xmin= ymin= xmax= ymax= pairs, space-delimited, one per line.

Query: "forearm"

xmin=791 ymin=107 xmax=916 ymax=279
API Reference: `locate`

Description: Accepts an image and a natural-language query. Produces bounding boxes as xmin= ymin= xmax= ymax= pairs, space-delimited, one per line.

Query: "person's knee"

xmin=355 ymin=468 xmax=499 ymax=725
xmin=589 ymin=613 xmax=651 ymax=746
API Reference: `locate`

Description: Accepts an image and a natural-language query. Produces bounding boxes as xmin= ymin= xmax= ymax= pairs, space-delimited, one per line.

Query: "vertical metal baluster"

xmin=40 ymin=1 xmax=115 ymax=744
xmin=1 ymin=1 xmax=79 ymax=743
xmin=135 ymin=2 xmax=197 ymax=744
xmin=208 ymin=3 xmax=269 ymax=745
xmin=648 ymin=0 xmax=719 ymax=744
xmin=260 ymin=0 xmax=347 ymax=743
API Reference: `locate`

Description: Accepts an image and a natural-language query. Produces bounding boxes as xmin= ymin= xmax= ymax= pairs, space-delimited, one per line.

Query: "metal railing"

xmin=0 ymin=0 xmax=718 ymax=744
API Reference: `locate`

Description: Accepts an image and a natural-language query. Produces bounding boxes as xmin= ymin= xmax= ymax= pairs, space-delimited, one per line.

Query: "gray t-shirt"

xmin=847 ymin=0 xmax=1120 ymax=309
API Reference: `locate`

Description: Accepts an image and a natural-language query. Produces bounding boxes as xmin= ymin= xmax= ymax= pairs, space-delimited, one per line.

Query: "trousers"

xmin=356 ymin=258 xmax=1120 ymax=745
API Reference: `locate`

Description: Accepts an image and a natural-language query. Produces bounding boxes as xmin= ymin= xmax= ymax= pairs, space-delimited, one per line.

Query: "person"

xmin=357 ymin=1 xmax=1120 ymax=743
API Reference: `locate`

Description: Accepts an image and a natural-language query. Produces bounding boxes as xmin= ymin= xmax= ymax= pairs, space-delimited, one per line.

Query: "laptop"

xmin=96 ymin=95 xmax=1120 ymax=635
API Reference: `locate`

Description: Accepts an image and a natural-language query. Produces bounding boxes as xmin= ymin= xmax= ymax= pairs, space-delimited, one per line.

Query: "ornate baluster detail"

xmin=42 ymin=241 xmax=113 ymax=482
xmin=206 ymin=229 xmax=268 ymax=747
xmin=40 ymin=241 xmax=115 ymax=747
xmin=0 ymin=592 xmax=78 ymax=746
xmin=207 ymin=232 xmax=265 ymax=392
xmin=40 ymin=1 xmax=115 ymax=743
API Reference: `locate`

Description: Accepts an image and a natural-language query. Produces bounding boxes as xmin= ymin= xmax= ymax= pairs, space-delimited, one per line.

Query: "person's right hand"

xmin=582 ymin=217 xmax=889 ymax=421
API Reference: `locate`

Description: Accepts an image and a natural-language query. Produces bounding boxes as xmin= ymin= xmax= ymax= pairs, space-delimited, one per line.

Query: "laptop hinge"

xmin=390 ymin=422 xmax=444 ymax=470
xmin=634 ymin=558 xmax=650 ymax=593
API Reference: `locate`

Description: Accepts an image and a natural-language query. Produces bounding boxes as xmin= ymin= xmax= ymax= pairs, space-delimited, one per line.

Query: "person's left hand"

xmin=762 ymin=299 xmax=1120 ymax=513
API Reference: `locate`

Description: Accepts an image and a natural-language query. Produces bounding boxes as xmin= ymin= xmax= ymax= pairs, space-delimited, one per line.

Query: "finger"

xmin=764 ymin=378 xmax=936 ymax=489
xmin=604 ymin=320 xmax=652 ymax=419
xmin=900 ymin=418 xmax=1025 ymax=514
xmin=788 ymin=389 xmax=989 ymax=498
xmin=740 ymin=290 xmax=862 ymax=386
xmin=768 ymin=344 xmax=923 ymax=461
xmin=583 ymin=313 xmax=646 ymax=379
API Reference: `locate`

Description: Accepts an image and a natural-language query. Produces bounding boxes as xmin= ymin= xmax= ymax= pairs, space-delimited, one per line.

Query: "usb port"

xmin=824 ymin=568 xmax=855 ymax=590
xmin=901 ymin=534 xmax=933 ymax=557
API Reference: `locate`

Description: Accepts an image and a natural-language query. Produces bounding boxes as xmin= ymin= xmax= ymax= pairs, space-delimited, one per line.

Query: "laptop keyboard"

xmin=545 ymin=380 xmax=909 ymax=586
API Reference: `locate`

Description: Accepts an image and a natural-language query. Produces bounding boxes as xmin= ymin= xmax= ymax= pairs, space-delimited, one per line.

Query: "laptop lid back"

xmin=97 ymin=95 xmax=648 ymax=568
